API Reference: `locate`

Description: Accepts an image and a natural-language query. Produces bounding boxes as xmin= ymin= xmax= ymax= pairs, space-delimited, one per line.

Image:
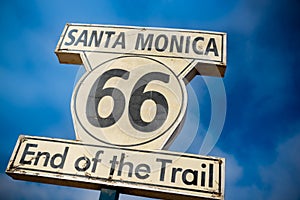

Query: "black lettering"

xmin=88 ymin=30 xmax=104 ymax=47
xmin=135 ymin=164 xmax=150 ymax=179
xmin=74 ymin=156 xmax=91 ymax=171
xmin=155 ymin=34 xmax=168 ymax=52
xmin=34 ymin=151 xmax=50 ymax=166
xmin=112 ymin=32 xmax=125 ymax=49
xmin=20 ymin=143 xmax=37 ymax=165
xmin=92 ymin=150 xmax=104 ymax=173
xmin=201 ymin=171 xmax=206 ymax=186
xmin=50 ymin=147 xmax=69 ymax=169
xmin=182 ymin=169 xmax=198 ymax=186
xmin=64 ymin=29 xmax=78 ymax=46
xmin=117 ymin=153 xmax=133 ymax=177
xmin=192 ymin=37 xmax=204 ymax=55
xmin=170 ymin=35 xmax=183 ymax=53
xmin=205 ymin=38 xmax=219 ymax=56
xmin=209 ymin=163 xmax=214 ymax=187
xmin=135 ymin=33 xmax=154 ymax=50
xmin=201 ymin=163 xmax=206 ymax=187
xmin=171 ymin=168 xmax=182 ymax=183
xmin=128 ymin=72 xmax=169 ymax=132
xmin=156 ymin=158 xmax=172 ymax=181
xmin=185 ymin=36 xmax=190 ymax=53
xmin=104 ymin=31 xmax=115 ymax=48
xmin=109 ymin=156 xmax=119 ymax=176
xmin=74 ymin=30 xmax=88 ymax=46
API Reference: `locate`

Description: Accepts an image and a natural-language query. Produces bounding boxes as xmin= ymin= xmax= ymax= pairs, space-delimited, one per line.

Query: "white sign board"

xmin=6 ymin=136 xmax=225 ymax=200
xmin=56 ymin=24 xmax=226 ymax=71
xmin=54 ymin=23 xmax=227 ymax=150
xmin=7 ymin=24 xmax=227 ymax=200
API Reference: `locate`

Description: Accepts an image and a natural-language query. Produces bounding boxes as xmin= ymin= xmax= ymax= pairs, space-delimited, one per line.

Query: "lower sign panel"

xmin=6 ymin=135 xmax=225 ymax=200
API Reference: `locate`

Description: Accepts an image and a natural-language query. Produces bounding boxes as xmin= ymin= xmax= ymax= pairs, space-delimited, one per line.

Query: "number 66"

xmin=86 ymin=69 xmax=170 ymax=132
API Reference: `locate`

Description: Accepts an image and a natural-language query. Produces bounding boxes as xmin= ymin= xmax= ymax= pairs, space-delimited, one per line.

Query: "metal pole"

xmin=99 ymin=188 xmax=120 ymax=200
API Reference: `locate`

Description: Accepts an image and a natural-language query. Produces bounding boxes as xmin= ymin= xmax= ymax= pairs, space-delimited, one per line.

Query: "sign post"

xmin=99 ymin=189 xmax=119 ymax=200
xmin=6 ymin=23 xmax=227 ymax=200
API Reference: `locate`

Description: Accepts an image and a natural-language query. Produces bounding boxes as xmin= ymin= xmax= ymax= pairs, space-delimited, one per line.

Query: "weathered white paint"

xmin=54 ymin=24 xmax=227 ymax=150
xmin=55 ymin=23 xmax=227 ymax=76
xmin=6 ymin=135 xmax=225 ymax=200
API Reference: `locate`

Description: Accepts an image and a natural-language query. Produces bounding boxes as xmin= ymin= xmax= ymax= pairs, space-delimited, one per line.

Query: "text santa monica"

xmin=63 ymin=28 xmax=219 ymax=57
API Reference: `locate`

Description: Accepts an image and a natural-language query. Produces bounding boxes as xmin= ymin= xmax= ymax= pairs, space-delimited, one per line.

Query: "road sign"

xmin=55 ymin=24 xmax=227 ymax=150
xmin=7 ymin=23 xmax=227 ymax=200
xmin=7 ymin=135 xmax=225 ymax=200
xmin=55 ymin=24 xmax=226 ymax=69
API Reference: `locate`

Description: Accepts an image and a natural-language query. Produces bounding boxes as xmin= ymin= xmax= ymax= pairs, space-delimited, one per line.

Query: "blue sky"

xmin=1 ymin=0 xmax=300 ymax=199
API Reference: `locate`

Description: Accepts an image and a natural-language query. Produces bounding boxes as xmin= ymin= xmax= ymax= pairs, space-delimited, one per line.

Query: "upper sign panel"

xmin=54 ymin=23 xmax=227 ymax=149
xmin=55 ymin=23 xmax=226 ymax=67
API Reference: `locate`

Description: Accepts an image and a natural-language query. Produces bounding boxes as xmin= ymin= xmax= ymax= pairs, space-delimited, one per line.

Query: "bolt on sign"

xmin=6 ymin=23 xmax=227 ymax=200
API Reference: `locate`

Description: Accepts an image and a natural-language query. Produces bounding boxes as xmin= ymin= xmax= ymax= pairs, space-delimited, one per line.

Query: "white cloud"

xmin=210 ymin=148 xmax=242 ymax=186
xmin=260 ymin=134 xmax=300 ymax=200
xmin=1 ymin=173 xmax=158 ymax=200
xmin=211 ymin=133 xmax=300 ymax=200
xmin=210 ymin=148 xmax=264 ymax=200
xmin=0 ymin=174 xmax=99 ymax=200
